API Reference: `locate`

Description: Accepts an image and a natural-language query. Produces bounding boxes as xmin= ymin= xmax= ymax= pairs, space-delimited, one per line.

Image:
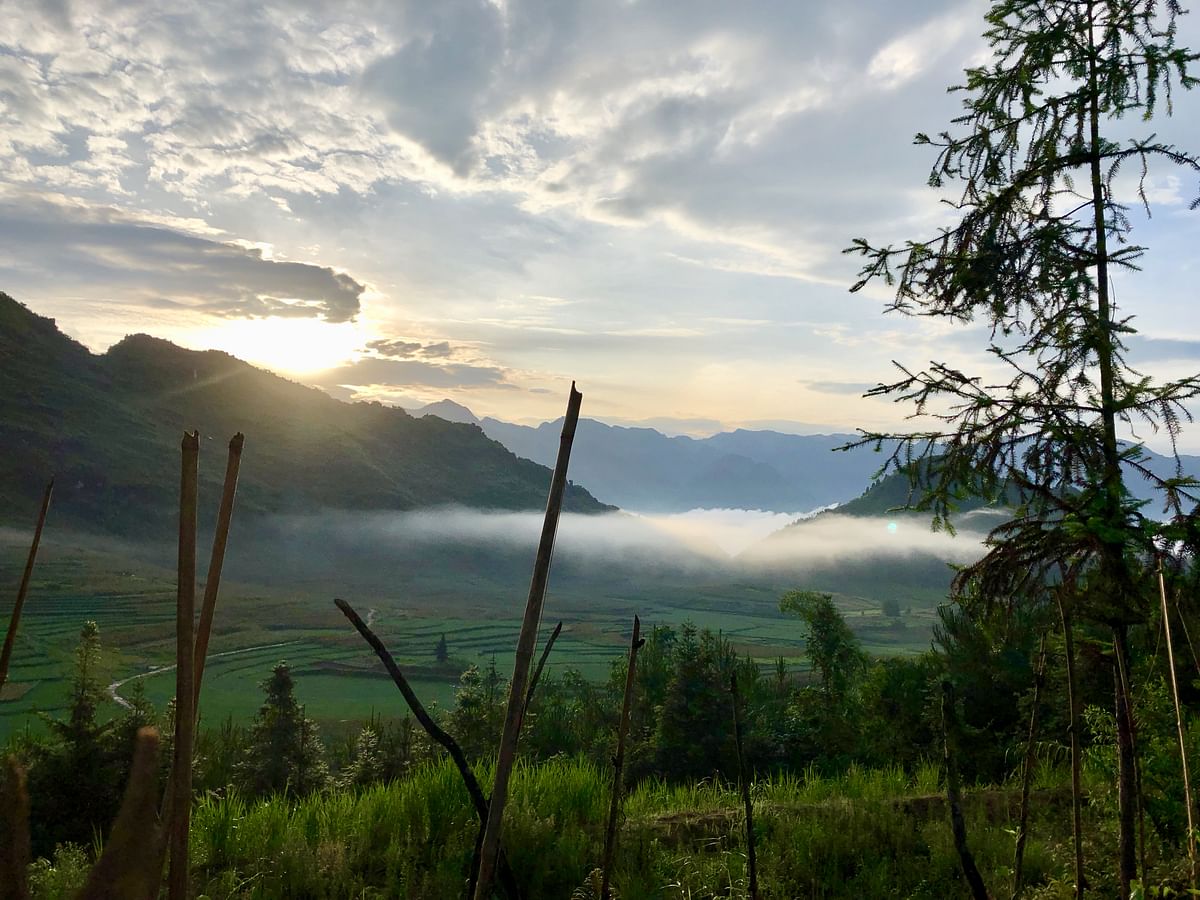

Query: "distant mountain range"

xmin=0 ymin=294 xmax=608 ymax=537
xmin=416 ymin=399 xmax=1200 ymax=518
xmin=414 ymin=399 xmax=888 ymax=513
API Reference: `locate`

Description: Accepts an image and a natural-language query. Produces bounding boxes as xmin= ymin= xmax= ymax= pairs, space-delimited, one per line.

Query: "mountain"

xmin=0 ymin=293 xmax=609 ymax=536
xmin=416 ymin=404 xmax=890 ymax=513
xmin=413 ymin=399 xmax=480 ymax=426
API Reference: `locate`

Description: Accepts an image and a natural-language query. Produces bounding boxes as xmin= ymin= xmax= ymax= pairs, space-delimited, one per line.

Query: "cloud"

xmin=313 ymin=356 xmax=509 ymax=390
xmin=1126 ymin=334 xmax=1200 ymax=363
xmin=366 ymin=338 xmax=424 ymax=358
xmin=743 ymin=513 xmax=986 ymax=567
xmin=1 ymin=0 xmax=1197 ymax=446
xmin=267 ymin=506 xmax=987 ymax=571
xmin=0 ymin=190 xmax=366 ymax=322
xmin=360 ymin=0 xmax=505 ymax=174
xmin=802 ymin=380 xmax=879 ymax=396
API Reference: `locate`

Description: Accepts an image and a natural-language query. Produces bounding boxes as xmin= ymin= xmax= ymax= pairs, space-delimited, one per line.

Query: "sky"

xmin=2 ymin=0 xmax=1199 ymax=444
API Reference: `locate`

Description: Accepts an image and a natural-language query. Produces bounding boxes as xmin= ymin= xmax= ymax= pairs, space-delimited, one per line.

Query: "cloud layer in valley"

xmin=281 ymin=506 xmax=987 ymax=570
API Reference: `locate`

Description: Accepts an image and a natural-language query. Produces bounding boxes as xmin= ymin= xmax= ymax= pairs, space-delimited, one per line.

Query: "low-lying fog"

xmin=279 ymin=505 xmax=994 ymax=568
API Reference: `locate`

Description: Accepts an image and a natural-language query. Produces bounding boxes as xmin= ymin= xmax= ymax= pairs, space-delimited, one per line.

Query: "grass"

xmin=26 ymin=746 xmax=1168 ymax=899
xmin=172 ymin=758 xmax=1103 ymax=898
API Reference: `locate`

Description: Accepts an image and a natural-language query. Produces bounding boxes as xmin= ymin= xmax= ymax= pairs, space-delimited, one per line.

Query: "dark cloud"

xmin=0 ymin=193 xmax=365 ymax=322
xmin=365 ymin=338 xmax=424 ymax=358
xmin=360 ymin=0 xmax=504 ymax=173
xmin=365 ymin=337 xmax=458 ymax=359
xmin=314 ymin=356 xmax=508 ymax=389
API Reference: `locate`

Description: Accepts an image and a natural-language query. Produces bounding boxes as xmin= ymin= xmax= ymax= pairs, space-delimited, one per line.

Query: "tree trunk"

xmin=1057 ymin=597 xmax=1085 ymax=900
xmin=1012 ymin=633 xmax=1047 ymax=900
xmin=730 ymin=672 xmax=759 ymax=900
xmin=941 ymin=681 xmax=990 ymax=900
xmin=1113 ymin=624 xmax=1138 ymax=899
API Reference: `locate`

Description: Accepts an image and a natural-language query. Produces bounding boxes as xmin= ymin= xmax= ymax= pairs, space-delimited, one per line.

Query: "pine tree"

xmin=237 ymin=662 xmax=329 ymax=798
xmin=435 ymin=633 xmax=449 ymax=664
xmin=338 ymin=726 xmax=385 ymax=790
xmin=845 ymin=3 xmax=1200 ymax=893
xmin=27 ymin=622 xmax=122 ymax=856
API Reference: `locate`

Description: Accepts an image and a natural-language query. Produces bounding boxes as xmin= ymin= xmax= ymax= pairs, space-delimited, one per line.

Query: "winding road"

xmin=107 ymin=640 xmax=301 ymax=710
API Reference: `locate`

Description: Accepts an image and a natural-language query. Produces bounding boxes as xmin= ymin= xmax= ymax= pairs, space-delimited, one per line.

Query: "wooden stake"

xmin=0 ymin=478 xmax=53 ymax=695
xmin=730 ymin=671 xmax=759 ymax=900
xmin=1159 ymin=562 xmax=1197 ymax=889
xmin=0 ymin=756 xmax=30 ymax=900
xmin=168 ymin=431 xmax=199 ymax=900
xmin=79 ymin=727 xmax=164 ymax=900
xmin=601 ymin=615 xmax=643 ymax=900
xmin=475 ymin=383 xmax=582 ymax=900
xmin=941 ymin=681 xmax=989 ymax=900
xmin=193 ymin=433 xmax=244 ymax=713
xmin=334 ymin=598 xmax=520 ymax=900
xmin=1012 ymin=633 xmax=1047 ymax=900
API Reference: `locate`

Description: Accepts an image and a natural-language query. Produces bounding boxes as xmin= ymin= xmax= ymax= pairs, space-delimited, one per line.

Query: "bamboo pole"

xmin=941 ymin=681 xmax=989 ymax=900
xmin=193 ymin=433 xmax=244 ymax=713
xmin=168 ymin=431 xmax=199 ymax=900
xmin=522 ymin=620 xmax=563 ymax=723
xmin=1012 ymin=633 xmax=1047 ymax=900
xmin=333 ymin=598 xmax=520 ymax=900
xmin=730 ymin=671 xmax=759 ymax=900
xmin=1159 ymin=562 xmax=1197 ymax=889
xmin=475 ymin=383 xmax=582 ymax=900
xmin=0 ymin=478 xmax=53 ymax=696
xmin=601 ymin=615 xmax=643 ymax=900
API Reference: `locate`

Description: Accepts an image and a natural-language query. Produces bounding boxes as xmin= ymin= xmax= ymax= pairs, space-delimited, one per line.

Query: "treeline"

xmin=14 ymin=585 xmax=1199 ymax=876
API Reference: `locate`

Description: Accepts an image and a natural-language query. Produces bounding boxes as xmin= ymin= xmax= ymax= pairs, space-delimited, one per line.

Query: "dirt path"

xmin=108 ymin=640 xmax=301 ymax=710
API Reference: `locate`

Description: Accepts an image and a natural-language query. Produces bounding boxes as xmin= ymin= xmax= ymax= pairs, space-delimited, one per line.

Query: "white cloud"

xmin=0 ymin=0 xmax=1196 ymax=439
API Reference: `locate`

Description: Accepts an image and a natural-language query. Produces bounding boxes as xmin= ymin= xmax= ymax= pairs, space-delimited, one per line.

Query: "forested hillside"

xmin=0 ymin=293 xmax=609 ymax=537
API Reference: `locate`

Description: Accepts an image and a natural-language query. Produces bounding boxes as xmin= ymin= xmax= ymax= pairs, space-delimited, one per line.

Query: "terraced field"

xmin=0 ymin=526 xmax=940 ymax=743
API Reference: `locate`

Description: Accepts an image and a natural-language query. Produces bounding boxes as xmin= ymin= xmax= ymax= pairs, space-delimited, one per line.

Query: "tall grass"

xmin=178 ymin=755 xmax=1099 ymax=899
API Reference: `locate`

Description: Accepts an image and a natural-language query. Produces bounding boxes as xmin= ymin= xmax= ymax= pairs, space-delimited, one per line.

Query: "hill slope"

xmin=0 ymin=293 xmax=608 ymax=536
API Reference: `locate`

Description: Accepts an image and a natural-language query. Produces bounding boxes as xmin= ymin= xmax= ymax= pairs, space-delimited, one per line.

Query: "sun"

xmin=185 ymin=317 xmax=365 ymax=376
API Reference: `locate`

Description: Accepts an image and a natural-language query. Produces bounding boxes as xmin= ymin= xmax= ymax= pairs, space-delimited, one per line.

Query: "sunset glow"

xmin=185 ymin=318 xmax=368 ymax=377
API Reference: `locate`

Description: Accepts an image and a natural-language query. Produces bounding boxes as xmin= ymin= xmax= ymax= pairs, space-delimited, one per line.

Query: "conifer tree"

xmin=237 ymin=662 xmax=328 ymax=798
xmin=845 ymin=2 xmax=1199 ymax=893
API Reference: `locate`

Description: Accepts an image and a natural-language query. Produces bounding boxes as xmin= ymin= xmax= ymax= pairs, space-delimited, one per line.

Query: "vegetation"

xmin=0 ymin=292 xmax=607 ymax=538
xmin=3 ymin=2 xmax=1200 ymax=898
xmin=846 ymin=0 xmax=1200 ymax=894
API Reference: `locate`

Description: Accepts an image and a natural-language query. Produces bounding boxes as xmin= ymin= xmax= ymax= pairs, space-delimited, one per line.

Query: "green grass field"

xmin=0 ymin=526 xmax=944 ymax=743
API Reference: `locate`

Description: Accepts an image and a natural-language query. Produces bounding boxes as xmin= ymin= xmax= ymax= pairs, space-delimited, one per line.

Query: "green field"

xmin=0 ymin=526 xmax=945 ymax=743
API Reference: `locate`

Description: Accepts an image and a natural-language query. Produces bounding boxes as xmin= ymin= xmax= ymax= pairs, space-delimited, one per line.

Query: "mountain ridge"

xmin=0 ymin=293 xmax=610 ymax=537
xmin=410 ymin=401 xmax=893 ymax=513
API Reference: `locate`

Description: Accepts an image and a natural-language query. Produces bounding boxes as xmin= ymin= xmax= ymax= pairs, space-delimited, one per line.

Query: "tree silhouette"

xmin=844 ymin=2 xmax=1200 ymax=893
